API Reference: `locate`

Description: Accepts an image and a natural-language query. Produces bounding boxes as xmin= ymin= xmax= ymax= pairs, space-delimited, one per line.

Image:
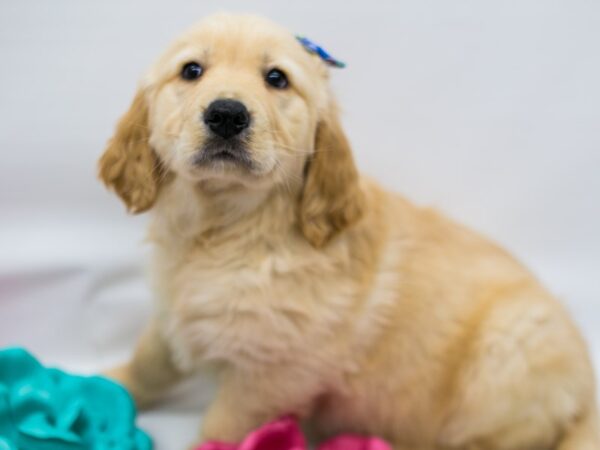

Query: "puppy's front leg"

xmin=198 ymin=370 xmax=315 ymax=444
xmin=199 ymin=382 xmax=269 ymax=443
xmin=104 ymin=320 xmax=183 ymax=409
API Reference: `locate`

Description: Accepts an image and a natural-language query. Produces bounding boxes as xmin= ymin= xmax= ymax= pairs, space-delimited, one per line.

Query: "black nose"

xmin=203 ymin=99 xmax=250 ymax=139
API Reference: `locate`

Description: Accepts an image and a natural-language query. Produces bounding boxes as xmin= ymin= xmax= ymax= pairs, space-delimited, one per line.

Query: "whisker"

xmin=273 ymin=161 xmax=297 ymax=196
xmin=263 ymin=129 xmax=338 ymax=156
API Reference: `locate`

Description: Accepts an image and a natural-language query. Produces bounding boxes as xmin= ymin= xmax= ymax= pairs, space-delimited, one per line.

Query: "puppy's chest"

xmin=154 ymin=244 xmax=349 ymax=371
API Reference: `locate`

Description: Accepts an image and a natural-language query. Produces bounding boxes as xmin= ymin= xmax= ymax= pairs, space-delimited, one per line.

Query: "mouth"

xmin=211 ymin=151 xmax=239 ymax=161
xmin=192 ymin=138 xmax=254 ymax=169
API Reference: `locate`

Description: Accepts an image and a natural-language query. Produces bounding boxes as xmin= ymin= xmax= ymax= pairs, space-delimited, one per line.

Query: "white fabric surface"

xmin=1 ymin=1 xmax=599 ymax=449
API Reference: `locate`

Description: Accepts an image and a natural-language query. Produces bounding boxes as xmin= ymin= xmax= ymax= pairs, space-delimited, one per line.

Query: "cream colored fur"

xmin=100 ymin=14 xmax=599 ymax=450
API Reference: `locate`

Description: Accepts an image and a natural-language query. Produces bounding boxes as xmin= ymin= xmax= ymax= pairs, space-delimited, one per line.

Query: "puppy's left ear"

xmin=299 ymin=102 xmax=365 ymax=248
xmin=98 ymin=89 xmax=161 ymax=213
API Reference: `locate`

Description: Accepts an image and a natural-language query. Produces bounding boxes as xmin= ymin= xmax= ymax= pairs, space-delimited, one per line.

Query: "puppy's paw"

xmin=102 ymin=364 xmax=129 ymax=385
xmin=102 ymin=364 xmax=156 ymax=410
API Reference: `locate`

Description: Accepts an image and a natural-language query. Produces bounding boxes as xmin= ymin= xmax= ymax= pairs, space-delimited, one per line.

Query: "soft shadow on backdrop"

xmin=0 ymin=1 xmax=598 ymax=449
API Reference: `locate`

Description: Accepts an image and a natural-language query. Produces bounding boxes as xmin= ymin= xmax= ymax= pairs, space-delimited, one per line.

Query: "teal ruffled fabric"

xmin=0 ymin=348 xmax=152 ymax=450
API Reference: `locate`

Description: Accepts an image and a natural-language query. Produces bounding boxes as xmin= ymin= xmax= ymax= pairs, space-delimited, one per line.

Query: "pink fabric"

xmin=195 ymin=417 xmax=391 ymax=450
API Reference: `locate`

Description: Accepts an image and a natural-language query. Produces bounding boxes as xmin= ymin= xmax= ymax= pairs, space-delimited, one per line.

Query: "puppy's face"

xmin=146 ymin=15 xmax=326 ymax=189
xmin=100 ymin=14 xmax=364 ymax=247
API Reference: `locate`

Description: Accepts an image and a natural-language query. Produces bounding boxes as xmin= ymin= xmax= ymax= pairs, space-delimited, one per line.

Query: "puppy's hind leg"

xmin=104 ymin=320 xmax=183 ymax=409
xmin=438 ymin=291 xmax=597 ymax=450
xmin=556 ymin=406 xmax=600 ymax=450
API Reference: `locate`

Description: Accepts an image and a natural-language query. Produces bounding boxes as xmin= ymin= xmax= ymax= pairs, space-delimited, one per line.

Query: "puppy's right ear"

xmin=98 ymin=89 xmax=161 ymax=213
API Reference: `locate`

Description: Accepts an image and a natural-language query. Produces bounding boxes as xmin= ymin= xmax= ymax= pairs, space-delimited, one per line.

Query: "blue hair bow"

xmin=296 ymin=35 xmax=346 ymax=68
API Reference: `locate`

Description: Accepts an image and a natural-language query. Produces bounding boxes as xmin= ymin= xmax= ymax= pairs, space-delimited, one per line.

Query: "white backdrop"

xmin=1 ymin=1 xmax=599 ymax=449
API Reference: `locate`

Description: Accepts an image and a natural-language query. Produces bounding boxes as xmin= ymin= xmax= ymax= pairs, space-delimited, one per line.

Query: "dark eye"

xmin=265 ymin=68 xmax=289 ymax=89
xmin=181 ymin=62 xmax=203 ymax=81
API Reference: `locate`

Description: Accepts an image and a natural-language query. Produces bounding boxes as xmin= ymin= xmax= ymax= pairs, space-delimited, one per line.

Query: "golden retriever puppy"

xmin=99 ymin=13 xmax=599 ymax=450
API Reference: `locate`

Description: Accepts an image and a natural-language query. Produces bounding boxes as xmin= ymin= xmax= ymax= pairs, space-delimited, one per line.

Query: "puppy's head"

xmin=99 ymin=14 xmax=364 ymax=247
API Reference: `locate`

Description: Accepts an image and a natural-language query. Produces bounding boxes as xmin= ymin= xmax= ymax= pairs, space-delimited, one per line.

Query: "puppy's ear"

xmin=299 ymin=102 xmax=365 ymax=248
xmin=98 ymin=89 xmax=161 ymax=213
